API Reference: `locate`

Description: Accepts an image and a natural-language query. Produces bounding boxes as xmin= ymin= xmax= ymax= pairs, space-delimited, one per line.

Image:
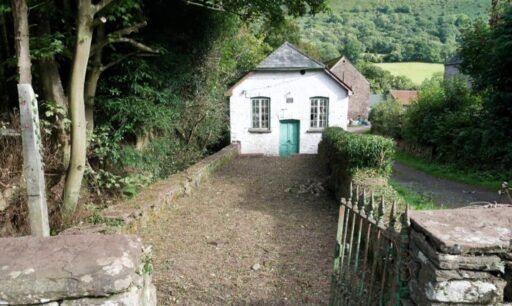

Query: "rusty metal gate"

xmin=330 ymin=184 xmax=410 ymax=306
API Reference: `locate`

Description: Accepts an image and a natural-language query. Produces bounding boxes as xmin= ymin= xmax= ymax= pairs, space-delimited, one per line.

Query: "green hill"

xmin=299 ymin=0 xmax=490 ymax=63
xmin=328 ymin=0 xmax=489 ymax=18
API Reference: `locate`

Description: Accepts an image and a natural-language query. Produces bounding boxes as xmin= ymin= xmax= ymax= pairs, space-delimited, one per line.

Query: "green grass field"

xmin=375 ymin=62 xmax=444 ymax=85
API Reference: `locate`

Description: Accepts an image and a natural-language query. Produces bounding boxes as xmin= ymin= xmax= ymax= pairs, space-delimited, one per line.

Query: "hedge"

xmin=319 ymin=127 xmax=396 ymax=199
xmin=320 ymin=127 xmax=395 ymax=176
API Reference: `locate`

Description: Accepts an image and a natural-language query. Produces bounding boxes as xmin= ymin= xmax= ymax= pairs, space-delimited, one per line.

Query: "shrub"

xmin=403 ymin=76 xmax=484 ymax=163
xmin=115 ymin=138 xmax=203 ymax=179
xmin=319 ymin=127 xmax=396 ymax=199
xmin=321 ymin=127 xmax=396 ymax=176
xmin=369 ymin=100 xmax=405 ymax=139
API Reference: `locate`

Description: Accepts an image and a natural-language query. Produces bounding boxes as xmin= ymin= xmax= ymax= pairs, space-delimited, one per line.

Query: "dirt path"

xmin=392 ymin=161 xmax=500 ymax=208
xmin=137 ymin=156 xmax=338 ymax=305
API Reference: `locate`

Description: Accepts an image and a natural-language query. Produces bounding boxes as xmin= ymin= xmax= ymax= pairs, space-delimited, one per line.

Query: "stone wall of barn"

xmin=329 ymin=57 xmax=370 ymax=120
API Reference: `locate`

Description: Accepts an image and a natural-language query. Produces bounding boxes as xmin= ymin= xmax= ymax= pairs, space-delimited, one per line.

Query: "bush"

xmin=369 ymin=100 xmax=405 ymax=139
xmin=403 ymin=76 xmax=484 ymax=163
xmin=117 ymin=138 xmax=203 ymax=179
xmin=319 ymin=127 xmax=395 ymax=199
xmin=321 ymin=127 xmax=396 ymax=176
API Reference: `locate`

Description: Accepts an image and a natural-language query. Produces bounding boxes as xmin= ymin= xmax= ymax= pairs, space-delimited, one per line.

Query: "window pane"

xmin=252 ymin=98 xmax=271 ymax=129
xmin=311 ymin=99 xmax=318 ymax=128
xmin=252 ymin=99 xmax=260 ymax=128
xmin=311 ymin=98 xmax=328 ymax=128
xmin=262 ymin=99 xmax=269 ymax=129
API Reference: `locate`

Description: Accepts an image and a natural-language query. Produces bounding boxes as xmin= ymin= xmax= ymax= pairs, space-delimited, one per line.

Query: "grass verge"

xmin=394 ymin=151 xmax=503 ymax=191
xmin=390 ymin=180 xmax=443 ymax=210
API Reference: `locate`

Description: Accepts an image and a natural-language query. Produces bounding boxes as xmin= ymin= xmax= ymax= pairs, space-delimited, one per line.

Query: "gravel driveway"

xmin=392 ymin=161 xmax=501 ymax=208
xmin=137 ymin=155 xmax=338 ymax=305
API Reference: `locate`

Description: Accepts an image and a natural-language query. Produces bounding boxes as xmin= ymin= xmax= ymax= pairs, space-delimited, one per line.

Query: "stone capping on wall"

xmin=62 ymin=144 xmax=240 ymax=235
xmin=0 ymin=234 xmax=156 ymax=305
xmin=408 ymin=207 xmax=512 ymax=305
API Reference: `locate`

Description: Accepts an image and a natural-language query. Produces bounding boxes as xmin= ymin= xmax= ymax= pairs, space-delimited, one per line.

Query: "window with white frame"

xmin=251 ymin=97 xmax=270 ymax=129
xmin=310 ymin=97 xmax=329 ymax=128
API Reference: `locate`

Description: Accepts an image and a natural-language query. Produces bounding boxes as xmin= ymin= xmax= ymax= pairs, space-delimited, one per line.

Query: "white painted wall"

xmin=229 ymin=70 xmax=349 ymax=155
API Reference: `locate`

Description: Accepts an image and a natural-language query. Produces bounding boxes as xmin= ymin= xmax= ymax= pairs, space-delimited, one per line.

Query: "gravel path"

xmin=392 ymin=161 xmax=500 ymax=208
xmin=137 ymin=155 xmax=338 ymax=305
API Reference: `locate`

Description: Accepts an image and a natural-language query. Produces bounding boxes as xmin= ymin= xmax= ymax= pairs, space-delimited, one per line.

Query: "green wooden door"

xmin=279 ymin=120 xmax=299 ymax=156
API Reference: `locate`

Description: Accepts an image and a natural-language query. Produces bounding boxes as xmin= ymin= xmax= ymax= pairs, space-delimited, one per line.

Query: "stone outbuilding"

xmin=444 ymin=56 xmax=463 ymax=81
xmin=327 ymin=56 xmax=370 ymax=120
xmin=226 ymin=42 xmax=352 ymax=156
xmin=444 ymin=56 xmax=472 ymax=87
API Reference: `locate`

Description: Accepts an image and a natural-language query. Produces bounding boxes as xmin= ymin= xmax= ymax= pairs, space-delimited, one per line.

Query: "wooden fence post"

xmin=18 ymin=84 xmax=50 ymax=237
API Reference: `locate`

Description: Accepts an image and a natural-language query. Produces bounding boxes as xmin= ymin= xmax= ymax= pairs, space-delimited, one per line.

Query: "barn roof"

xmin=255 ymin=42 xmax=325 ymax=70
xmin=390 ymin=90 xmax=418 ymax=105
xmin=325 ymin=56 xmax=344 ymax=69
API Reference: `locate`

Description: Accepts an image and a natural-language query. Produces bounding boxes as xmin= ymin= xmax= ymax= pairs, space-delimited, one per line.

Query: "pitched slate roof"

xmin=225 ymin=42 xmax=353 ymax=96
xmin=256 ymin=42 xmax=325 ymax=70
xmin=390 ymin=90 xmax=418 ymax=105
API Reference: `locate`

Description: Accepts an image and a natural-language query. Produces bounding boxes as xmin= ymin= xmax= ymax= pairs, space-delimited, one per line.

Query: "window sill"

xmin=249 ymin=128 xmax=271 ymax=134
xmin=306 ymin=128 xmax=324 ymax=133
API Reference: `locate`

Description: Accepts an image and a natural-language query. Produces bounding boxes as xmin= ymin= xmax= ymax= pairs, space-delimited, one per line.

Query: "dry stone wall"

xmin=0 ymin=234 xmax=156 ymax=306
xmin=408 ymin=207 xmax=512 ymax=305
xmin=59 ymin=144 xmax=240 ymax=236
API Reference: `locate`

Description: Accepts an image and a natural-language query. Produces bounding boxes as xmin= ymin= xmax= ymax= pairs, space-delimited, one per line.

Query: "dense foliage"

xmin=320 ymin=127 xmax=395 ymax=176
xmin=459 ymin=5 xmax=512 ymax=167
xmin=369 ymin=100 xmax=405 ymax=139
xmin=404 ymin=76 xmax=484 ymax=163
xmin=299 ymin=0 xmax=490 ymax=62
xmin=319 ymin=127 xmax=396 ymax=200
xmin=371 ymin=74 xmax=510 ymax=175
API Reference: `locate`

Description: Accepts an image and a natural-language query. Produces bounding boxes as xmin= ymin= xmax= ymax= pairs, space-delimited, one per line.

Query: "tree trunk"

xmin=37 ymin=19 xmax=71 ymax=170
xmin=135 ymin=130 xmax=152 ymax=150
xmin=0 ymin=12 xmax=9 ymax=112
xmin=11 ymin=0 xmax=50 ymax=237
xmin=62 ymin=0 xmax=94 ymax=218
xmin=11 ymin=0 xmax=30 ymax=84
xmin=85 ymin=23 xmax=105 ymax=132
xmin=491 ymin=0 xmax=500 ymax=27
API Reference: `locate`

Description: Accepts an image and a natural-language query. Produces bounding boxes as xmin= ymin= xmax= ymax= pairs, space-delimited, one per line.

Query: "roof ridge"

xmin=282 ymin=41 xmax=326 ymax=68
xmin=256 ymin=41 xmax=324 ymax=70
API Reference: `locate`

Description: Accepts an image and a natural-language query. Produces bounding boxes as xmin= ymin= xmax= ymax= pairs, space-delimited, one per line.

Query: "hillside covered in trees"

xmin=299 ymin=0 xmax=491 ymax=62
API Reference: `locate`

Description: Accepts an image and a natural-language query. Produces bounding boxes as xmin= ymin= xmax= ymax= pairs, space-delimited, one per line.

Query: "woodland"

xmin=299 ymin=0 xmax=491 ymax=63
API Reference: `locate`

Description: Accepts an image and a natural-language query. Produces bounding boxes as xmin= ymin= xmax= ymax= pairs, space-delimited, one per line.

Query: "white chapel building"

xmin=227 ymin=42 xmax=352 ymax=156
